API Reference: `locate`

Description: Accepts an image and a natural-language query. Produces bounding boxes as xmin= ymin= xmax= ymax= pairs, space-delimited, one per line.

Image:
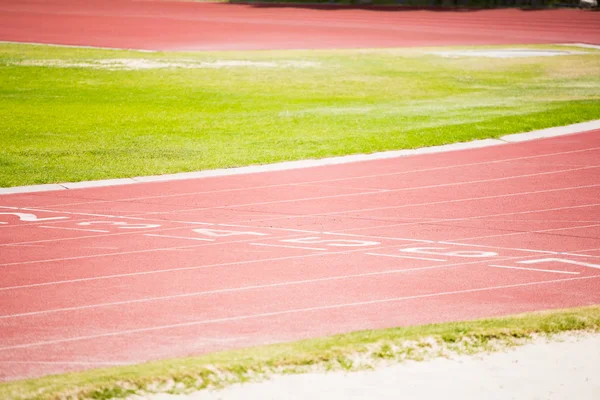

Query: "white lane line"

xmin=0 ymin=245 xmax=395 ymax=291
xmin=0 ymin=220 xmax=217 ymax=247
xmin=326 ymin=202 xmax=600 ymax=235
xmin=10 ymin=163 xmax=596 ymax=225
xmin=26 ymin=145 xmax=600 ymax=208
xmin=0 ymin=230 xmax=330 ymax=268
xmin=438 ymin=241 xmax=600 ymax=259
xmin=0 ymin=243 xmax=514 ymax=292
xmin=3 ymin=190 xmax=598 ymax=250
xmin=250 ymin=243 xmax=326 ymax=251
xmin=224 ymin=183 xmax=600 ymax=225
xmin=144 ymin=234 xmax=214 ymax=242
xmin=1 ymin=275 xmax=597 ymax=352
xmin=125 ymin=166 xmax=600 ymax=218
xmin=489 ymin=265 xmax=580 ymax=275
xmin=0 ymin=261 xmax=482 ymax=320
xmin=39 ymin=226 xmax=109 ymax=233
xmin=202 ymin=213 xmax=600 ymax=261
xmin=365 ymin=253 xmax=446 ymax=262
xmin=450 ymin=223 xmax=600 ymax=242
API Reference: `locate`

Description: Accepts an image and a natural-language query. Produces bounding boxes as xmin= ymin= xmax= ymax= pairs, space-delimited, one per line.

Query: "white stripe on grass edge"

xmin=1 ymin=121 xmax=599 ymax=195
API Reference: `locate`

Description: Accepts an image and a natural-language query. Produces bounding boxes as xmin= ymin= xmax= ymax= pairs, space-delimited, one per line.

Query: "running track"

xmin=1 ymin=0 xmax=600 ymax=383
xmin=1 ymin=131 xmax=600 ymax=381
xmin=1 ymin=0 xmax=599 ymax=50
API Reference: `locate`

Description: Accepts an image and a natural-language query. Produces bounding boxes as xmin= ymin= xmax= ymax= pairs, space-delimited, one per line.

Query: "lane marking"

xmin=118 ymin=167 xmax=600 ymax=218
xmin=0 ymin=262 xmax=478 ymax=319
xmin=23 ymin=145 xmax=600 ymax=209
xmin=39 ymin=226 xmax=109 ymax=233
xmin=1 ymin=275 xmax=598 ymax=352
xmin=250 ymin=243 xmax=326 ymax=251
xmin=438 ymin=241 xmax=600 ymax=259
xmin=0 ymin=220 xmax=220 ymax=247
xmin=143 ymin=234 xmax=214 ymax=242
xmin=0 ymin=244 xmax=524 ymax=292
xmin=449 ymin=223 xmax=600 ymax=242
xmin=365 ymin=253 xmax=446 ymax=262
xmin=221 ymin=205 xmax=600 ymax=258
xmin=0 ymin=230 xmax=343 ymax=268
xmin=489 ymin=265 xmax=580 ymax=275
xmin=331 ymin=203 xmax=600 ymax=235
xmin=220 ymin=183 xmax=600 ymax=226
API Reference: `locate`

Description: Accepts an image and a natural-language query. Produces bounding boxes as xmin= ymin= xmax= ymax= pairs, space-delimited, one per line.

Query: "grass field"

xmin=0 ymin=306 xmax=598 ymax=400
xmin=1 ymin=43 xmax=599 ymax=187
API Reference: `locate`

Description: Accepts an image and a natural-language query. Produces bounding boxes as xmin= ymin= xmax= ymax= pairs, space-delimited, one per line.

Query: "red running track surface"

xmin=1 ymin=131 xmax=600 ymax=381
xmin=1 ymin=0 xmax=600 ymax=383
xmin=0 ymin=0 xmax=599 ymax=50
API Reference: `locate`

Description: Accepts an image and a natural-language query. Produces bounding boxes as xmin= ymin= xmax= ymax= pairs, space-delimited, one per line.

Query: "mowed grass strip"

xmin=1 ymin=306 xmax=599 ymax=400
xmin=1 ymin=44 xmax=599 ymax=187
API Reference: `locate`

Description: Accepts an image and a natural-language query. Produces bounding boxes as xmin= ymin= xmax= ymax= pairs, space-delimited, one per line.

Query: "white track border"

xmin=2 ymin=120 xmax=599 ymax=195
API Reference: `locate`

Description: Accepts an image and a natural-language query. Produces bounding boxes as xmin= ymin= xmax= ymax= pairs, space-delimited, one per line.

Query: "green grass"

xmin=1 ymin=43 xmax=599 ymax=187
xmin=1 ymin=306 xmax=599 ymax=400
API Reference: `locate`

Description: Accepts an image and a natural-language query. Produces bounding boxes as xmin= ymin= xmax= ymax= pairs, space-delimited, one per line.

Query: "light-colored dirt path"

xmin=140 ymin=333 xmax=600 ymax=400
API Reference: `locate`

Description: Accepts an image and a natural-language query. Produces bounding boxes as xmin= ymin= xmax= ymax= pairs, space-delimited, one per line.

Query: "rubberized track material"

xmin=1 ymin=131 xmax=600 ymax=381
xmin=1 ymin=0 xmax=599 ymax=50
xmin=1 ymin=0 xmax=600 ymax=383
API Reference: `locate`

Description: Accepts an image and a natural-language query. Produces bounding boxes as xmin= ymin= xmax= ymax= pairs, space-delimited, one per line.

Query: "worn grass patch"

xmin=1 ymin=306 xmax=599 ymax=400
xmin=1 ymin=43 xmax=599 ymax=187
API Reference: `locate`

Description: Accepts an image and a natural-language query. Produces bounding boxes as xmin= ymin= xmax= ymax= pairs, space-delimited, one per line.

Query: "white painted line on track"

xmin=489 ymin=265 xmax=580 ymax=275
xmin=1 ymin=275 xmax=598 ymax=352
xmin=191 ymin=209 xmax=600 ymax=260
xmin=449 ymin=222 xmax=600 ymax=242
xmin=0 ymin=244 xmax=522 ymax=292
xmin=2 ymin=125 xmax=598 ymax=197
xmin=365 ymin=253 xmax=446 ymax=262
xmin=227 ymin=183 xmax=600 ymax=224
xmin=106 ymin=165 xmax=600 ymax=218
xmin=39 ymin=225 xmax=110 ymax=233
xmin=2 ymin=198 xmax=598 ymax=272
xmin=0 ymin=261 xmax=487 ymax=320
xmin=0 ymin=221 xmax=220 ymax=247
xmin=143 ymin=234 xmax=214 ymax=242
xmin=320 ymin=202 xmax=600 ymax=236
xmin=250 ymin=243 xmax=326 ymax=251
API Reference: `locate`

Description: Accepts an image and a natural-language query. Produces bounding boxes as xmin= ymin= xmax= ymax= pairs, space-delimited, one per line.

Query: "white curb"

xmin=1 ymin=120 xmax=599 ymax=195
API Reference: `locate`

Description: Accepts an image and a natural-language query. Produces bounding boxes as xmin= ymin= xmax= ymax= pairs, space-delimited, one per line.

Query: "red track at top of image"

xmin=0 ymin=0 xmax=599 ymax=51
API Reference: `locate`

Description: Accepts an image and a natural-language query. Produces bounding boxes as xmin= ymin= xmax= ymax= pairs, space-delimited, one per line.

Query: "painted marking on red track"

xmin=1 ymin=275 xmax=598 ymax=353
xmin=5 ymin=147 xmax=596 ymax=210
xmin=1 ymin=3 xmax=599 ymax=380
xmin=250 ymin=243 xmax=327 ymax=251
xmin=366 ymin=253 xmax=446 ymax=262
xmin=144 ymin=234 xmax=214 ymax=242
xmin=489 ymin=265 xmax=580 ymax=275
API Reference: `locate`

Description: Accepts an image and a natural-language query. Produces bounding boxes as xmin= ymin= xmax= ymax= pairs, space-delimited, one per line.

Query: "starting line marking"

xmin=250 ymin=243 xmax=327 ymax=251
xmin=365 ymin=253 xmax=446 ymax=262
xmin=39 ymin=226 xmax=109 ymax=233
xmin=143 ymin=234 xmax=214 ymax=242
xmin=489 ymin=265 xmax=580 ymax=275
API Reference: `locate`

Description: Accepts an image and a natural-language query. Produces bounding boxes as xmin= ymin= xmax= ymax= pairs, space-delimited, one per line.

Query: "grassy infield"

xmin=1 ymin=43 xmax=600 ymax=398
xmin=1 ymin=44 xmax=600 ymax=187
